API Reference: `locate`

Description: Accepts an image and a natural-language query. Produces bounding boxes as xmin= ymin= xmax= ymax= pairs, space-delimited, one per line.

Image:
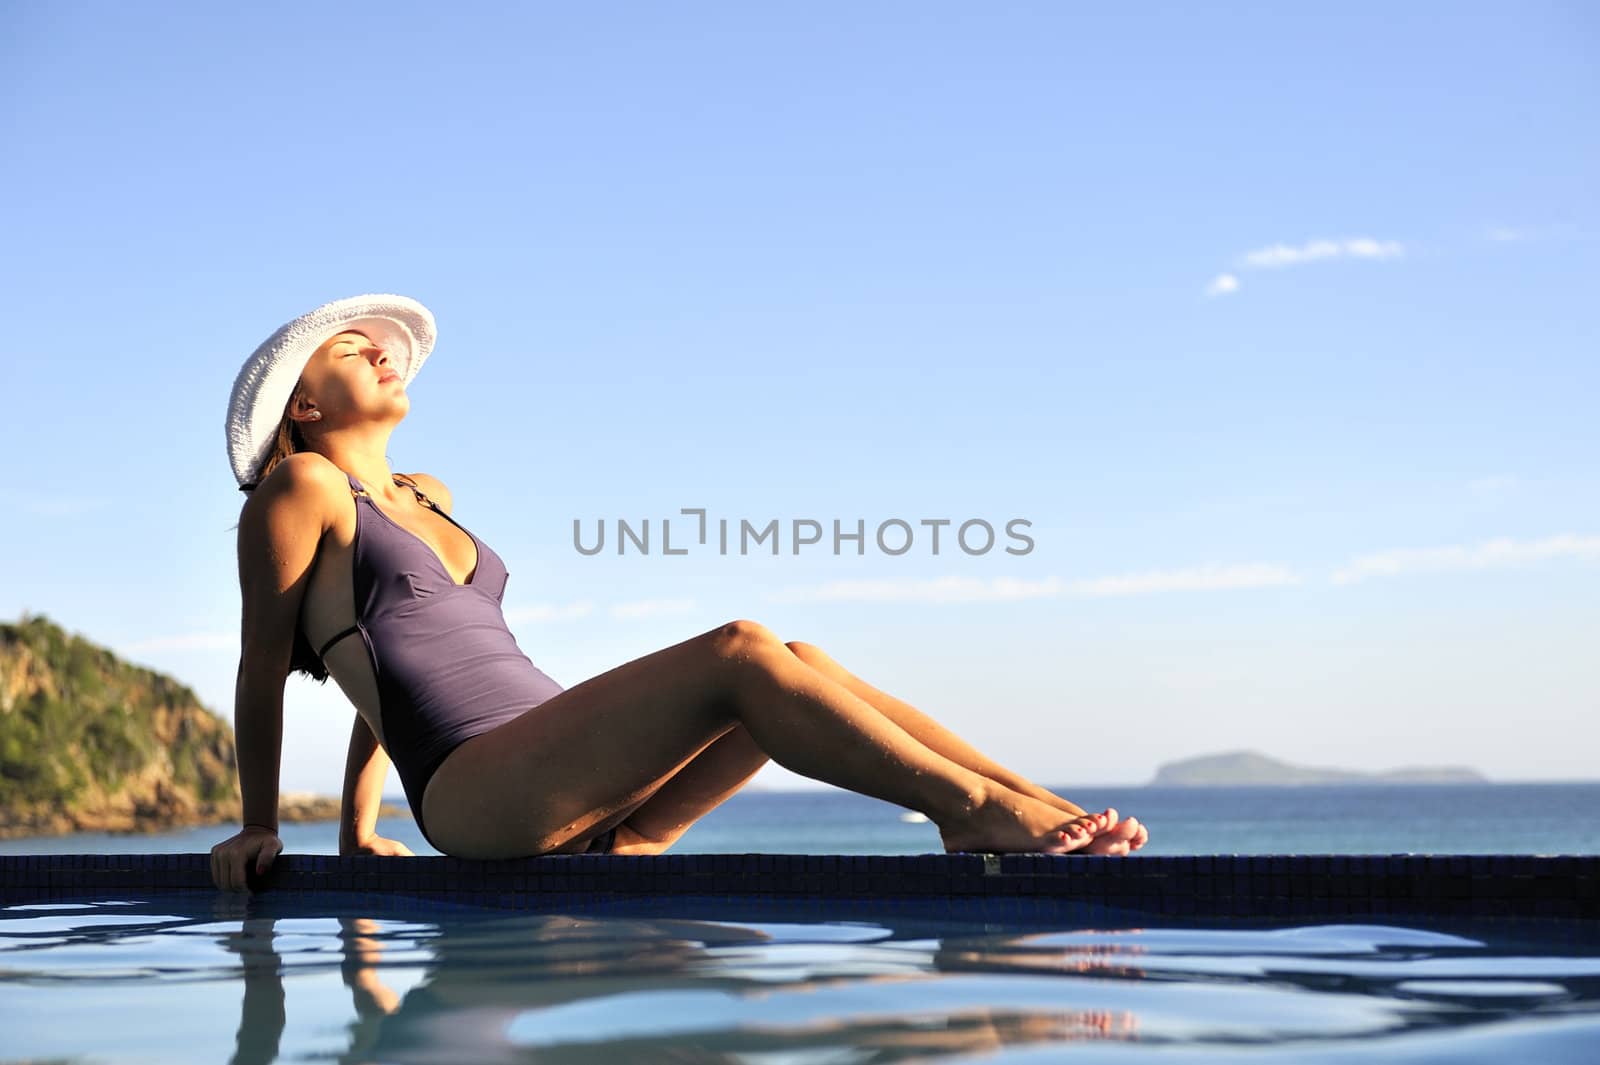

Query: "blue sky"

xmin=1 ymin=2 xmax=1596 ymax=797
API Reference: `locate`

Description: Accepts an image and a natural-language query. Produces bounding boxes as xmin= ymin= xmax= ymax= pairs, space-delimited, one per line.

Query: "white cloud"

xmin=1068 ymin=563 xmax=1301 ymax=597
xmin=768 ymin=565 xmax=1300 ymax=603
xmin=610 ymin=597 xmax=697 ymax=619
xmin=119 ymin=599 xmax=693 ymax=654
xmin=1203 ymin=235 xmax=1404 ymax=296
xmin=1483 ymin=223 xmax=1582 ymax=244
xmin=503 ymin=600 xmax=595 ymax=623
xmin=119 ymin=631 xmax=236 ymax=654
xmin=1240 ymin=237 xmax=1405 ymax=270
xmin=1205 ymin=273 xmax=1239 ymax=297
xmin=1332 ymin=533 xmax=1600 ymax=585
xmin=768 ymin=575 xmax=1063 ymax=604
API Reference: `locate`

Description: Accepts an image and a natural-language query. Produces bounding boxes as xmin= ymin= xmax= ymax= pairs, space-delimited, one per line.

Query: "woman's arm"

xmin=212 ymin=456 xmax=337 ymax=890
xmin=339 ymin=713 xmax=393 ymax=852
xmin=235 ymin=659 xmax=287 ymax=832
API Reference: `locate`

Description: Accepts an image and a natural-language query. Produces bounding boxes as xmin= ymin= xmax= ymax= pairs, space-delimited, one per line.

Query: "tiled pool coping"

xmin=3 ymin=853 xmax=1596 ymax=919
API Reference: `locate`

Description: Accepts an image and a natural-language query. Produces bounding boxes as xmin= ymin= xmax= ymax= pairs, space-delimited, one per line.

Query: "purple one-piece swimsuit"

xmin=315 ymin=470 xmax=565 ymax=851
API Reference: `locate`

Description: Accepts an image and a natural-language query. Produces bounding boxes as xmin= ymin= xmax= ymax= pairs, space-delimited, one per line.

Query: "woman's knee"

xmin=784 ymin=640 xmax=823 ymax=664
xmin=704 ymin=620 xmax=802 ymax=705
xmin=708 ymin=618 xmax=785 ymax=659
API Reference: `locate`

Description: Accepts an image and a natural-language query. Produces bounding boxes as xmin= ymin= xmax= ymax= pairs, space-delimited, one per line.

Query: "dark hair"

xmin=285 ymin=617 xmax=332 ymax=685
xmin=239 ymin=382 xmax=312 ymax=494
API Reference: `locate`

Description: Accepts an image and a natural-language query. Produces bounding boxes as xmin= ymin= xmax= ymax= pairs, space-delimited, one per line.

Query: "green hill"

xmin=1 ymin=613 xmax=240 ymax=837
xmin=0 ymin=613 xmax=401 ymax=838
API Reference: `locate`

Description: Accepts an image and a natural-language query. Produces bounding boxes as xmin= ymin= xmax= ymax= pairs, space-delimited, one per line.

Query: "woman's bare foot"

xmin=937 ymin=785 xmax=1112 ymax=854
xmin=1004 ymin=783 xmax=1149 ymax=854
xmin=1059 ymin=798 xmax=1149 ymax=854
xmin=1079 ymin=810 xmax=1149 ymax=855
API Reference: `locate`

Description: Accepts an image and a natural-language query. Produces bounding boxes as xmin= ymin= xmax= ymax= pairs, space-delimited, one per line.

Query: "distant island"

xmin=1150 ymin=750 xmax=1488 ymax=787
xmin=0 ymin=613 xmax=403 ymax=839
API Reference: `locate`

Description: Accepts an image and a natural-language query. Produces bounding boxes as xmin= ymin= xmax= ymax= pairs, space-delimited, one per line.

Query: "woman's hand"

xmin=340 ymin=834 xmax=415 ymax=858
xmin=210 ymin=825 xmax=283 ymax=892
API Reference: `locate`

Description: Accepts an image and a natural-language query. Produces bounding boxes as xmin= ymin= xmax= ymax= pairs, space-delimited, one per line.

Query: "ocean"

xmin=3 ymin=781 xmax=1597 ymax=856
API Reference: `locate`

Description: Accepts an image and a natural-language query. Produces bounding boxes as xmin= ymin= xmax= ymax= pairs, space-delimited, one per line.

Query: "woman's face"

xmin=294 ymin=329 xmax=408 ymax=425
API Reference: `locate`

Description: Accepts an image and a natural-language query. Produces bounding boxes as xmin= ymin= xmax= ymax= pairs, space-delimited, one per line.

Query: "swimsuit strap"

xmin=318 ymin=470 xmax=371 ymax=660
xmin=318 ymin=469 xmax=461 ymax=662
xmin=342 ymin=469 xmax=442 ymax=514
xmin=318 ymin=624 xmax=361 ymax=659
xmin=392 ymin=473 xmax=447 ymax=516
xmin=323 ymin=469 xmax=422 ymax=661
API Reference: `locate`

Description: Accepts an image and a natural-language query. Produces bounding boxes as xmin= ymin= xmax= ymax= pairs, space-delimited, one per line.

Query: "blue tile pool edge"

xmin=1 ymin=853 xmax=1595 ymax=920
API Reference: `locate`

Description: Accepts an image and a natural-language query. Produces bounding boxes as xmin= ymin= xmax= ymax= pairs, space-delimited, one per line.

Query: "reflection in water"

xmin=3 ymin=895 xmax=1600 ymax=1064
xmin=325 ymin=911 xmax=1124 ymax=1063
xmin=220 ymin=909 xmax=284 ymax=1065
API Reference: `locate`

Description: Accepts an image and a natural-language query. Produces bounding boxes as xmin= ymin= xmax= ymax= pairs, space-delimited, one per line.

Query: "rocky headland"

xmin=0 ymin=613 xmax=403 ymax=839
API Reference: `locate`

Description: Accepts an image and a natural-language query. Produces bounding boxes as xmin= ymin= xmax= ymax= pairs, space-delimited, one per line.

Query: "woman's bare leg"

xmin=608 ymin=644 xmax=1143 ymax=857
xmin=607 ymin=724 xmax=770 ymax=855
xmin=784 ymin=641 xmax=1148 ymax=854
xmin=528 ymin=723 xmax=764 ymax=856
xmin=608 ymin=717 xmax=1143 ymax=857
xmin=785 ymin=641 xmax=1082 ymax=811
xmin=423 ymin=619 xmax=1104 ymax=859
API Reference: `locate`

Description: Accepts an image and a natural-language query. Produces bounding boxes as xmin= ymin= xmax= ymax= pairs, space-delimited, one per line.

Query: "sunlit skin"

xmin=209 ymin=328 xmax=1148 ymax=889
xmin=290 ymin=330 xmax=414 ymax=499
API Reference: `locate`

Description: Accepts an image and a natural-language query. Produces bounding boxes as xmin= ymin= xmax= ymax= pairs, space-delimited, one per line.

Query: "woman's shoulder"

xmin=242 ymin=453 xmax=349 ymax=519
xmin=401 ymin=471 xmax=454 ymax=515
xmin=235 ymin=455 xmax=347 ymax=574
xmin=257 ymin=452 xmax=351 ymax=492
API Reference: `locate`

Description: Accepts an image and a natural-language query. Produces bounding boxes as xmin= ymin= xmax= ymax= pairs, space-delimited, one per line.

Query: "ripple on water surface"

xmin=2 ymin=898 xmax=1598 ymax=1064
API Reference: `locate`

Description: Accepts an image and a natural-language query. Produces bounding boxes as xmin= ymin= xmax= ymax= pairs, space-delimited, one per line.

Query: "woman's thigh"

xmin=421 ymin=619 xmax=761 ymax=858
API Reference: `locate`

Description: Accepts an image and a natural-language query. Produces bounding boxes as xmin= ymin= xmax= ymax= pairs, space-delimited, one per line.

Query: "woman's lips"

xmin=378 ymin=371 xmax=400 ymax=384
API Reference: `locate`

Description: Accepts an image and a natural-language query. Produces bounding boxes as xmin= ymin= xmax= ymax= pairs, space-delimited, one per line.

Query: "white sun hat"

xmin=225 ymin=293 xmax=437 ymax=488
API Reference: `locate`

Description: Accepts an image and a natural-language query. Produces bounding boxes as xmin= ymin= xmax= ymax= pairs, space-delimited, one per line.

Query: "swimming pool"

xmin=3 ymin=854 xmax=1597 ymax=1062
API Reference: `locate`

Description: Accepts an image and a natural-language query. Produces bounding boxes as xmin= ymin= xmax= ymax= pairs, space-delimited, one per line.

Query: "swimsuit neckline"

xmin=349 ymin=472 xmax=483 ymax=588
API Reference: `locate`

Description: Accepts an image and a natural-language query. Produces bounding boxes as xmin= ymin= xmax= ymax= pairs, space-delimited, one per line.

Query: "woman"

xmin=209 ymin=295 xmax=1147 ymax=890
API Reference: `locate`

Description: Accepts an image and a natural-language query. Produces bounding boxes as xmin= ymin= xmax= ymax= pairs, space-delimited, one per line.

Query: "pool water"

xmin=3 ymin=895 xmax=1598 ymax=1063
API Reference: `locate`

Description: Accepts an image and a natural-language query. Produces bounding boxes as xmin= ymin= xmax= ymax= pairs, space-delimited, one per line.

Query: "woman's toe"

xmin=1056 ymin=823 xmax=1097 ymax=853
xmin=1081 ymin=815 xmax=1142 ymax=854
xmin=1085 ymin=835 xmax=1132 ymax=856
